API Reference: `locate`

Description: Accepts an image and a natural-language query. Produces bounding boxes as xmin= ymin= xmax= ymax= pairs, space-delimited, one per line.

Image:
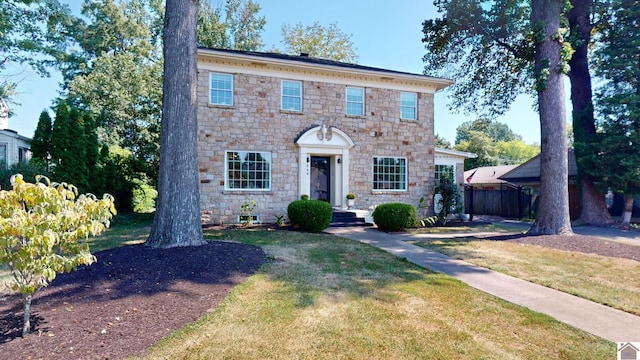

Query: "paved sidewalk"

xmin=324 ymin=225 xmax=640 ymax=342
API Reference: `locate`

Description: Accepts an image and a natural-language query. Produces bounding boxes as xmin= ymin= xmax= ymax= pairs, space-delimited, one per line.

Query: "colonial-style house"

xmin=196 ymin=48 xmax=465 ymax=224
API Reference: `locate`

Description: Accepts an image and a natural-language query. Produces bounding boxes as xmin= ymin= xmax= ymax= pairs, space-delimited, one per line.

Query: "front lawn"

xmin=142 ymin=228 xmax=612 ymax=359
xmin=411 ymin=236 xmax=640 ymax=316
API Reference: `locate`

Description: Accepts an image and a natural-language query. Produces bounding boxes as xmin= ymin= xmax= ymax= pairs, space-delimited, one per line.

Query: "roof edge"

xmin=197 ymin=48 xmax=454 ymax=90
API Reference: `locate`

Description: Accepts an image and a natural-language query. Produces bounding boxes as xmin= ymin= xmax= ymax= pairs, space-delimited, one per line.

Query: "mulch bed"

xmin=0 ymin=241 xmax=266 ymax=360
xmin=1 ymin=227 xmax=639 ymax=360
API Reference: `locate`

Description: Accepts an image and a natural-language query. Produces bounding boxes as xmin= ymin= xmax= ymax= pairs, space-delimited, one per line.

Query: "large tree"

xmin=147 ymin=0 xmax=204 ymax=248
xmin=280 ymin=22 xmax=358 ymax=62
xmin=567 ymin=0 xmax=613 ymax=225
xmin=527 ymin=0 xmax=572 ymax=234
xmin=590 ymin=0 xmax=640 ymax=226
xmin=422 ymin=0 xmax=611 ymax=226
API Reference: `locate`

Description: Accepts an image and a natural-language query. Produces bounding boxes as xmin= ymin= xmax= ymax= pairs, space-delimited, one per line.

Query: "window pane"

xmin=226 ymin=151 xmax=272 ymax=190
xmin=372 ymin=157 xmax=407 ymax=191
xmin=282 ymin=81 xmax=302 ymax=111
xmin=400 ymin=92 xmax=417 ymax=120
xmin=210 ymin=73 xmax=233 ymax=105
xmin=346 ymin=87 xmax=364 ymax=116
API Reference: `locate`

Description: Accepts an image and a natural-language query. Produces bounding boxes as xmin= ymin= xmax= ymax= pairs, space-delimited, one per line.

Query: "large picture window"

xmin=400 ymin=92 xmax=417 ymax=120
xmin=373 ymin=156 xmax=407 ymax=191
xmin=346 ymin=87 xmax=364 ymax=116
xmin=210 ymin=73 xmax=233 ymax=106
xmin=281 ymin=80 xmax=302 ymax=111
xmin=226 ymin=151 xmax=271 ymax=190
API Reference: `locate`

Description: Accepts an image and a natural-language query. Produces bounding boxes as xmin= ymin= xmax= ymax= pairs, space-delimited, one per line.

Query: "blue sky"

xmin=7 ymin=0 xmax=544 ymax=145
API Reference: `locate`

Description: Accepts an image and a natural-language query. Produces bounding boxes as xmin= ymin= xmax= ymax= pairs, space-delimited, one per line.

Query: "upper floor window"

xmin=210 ymin=73 xmax=233 ymax=106
xmin=225 ymin=150 xmax=271 ymax=191
xmin=281 ymin=80 xmax=302 ymax=111
xmin=346 ymin=87 xmax=364 ymax=116
xmin=372 ymin=156 xmax=407 ymax=191
xmin=400 ymin=92 xmax=417 ymax=120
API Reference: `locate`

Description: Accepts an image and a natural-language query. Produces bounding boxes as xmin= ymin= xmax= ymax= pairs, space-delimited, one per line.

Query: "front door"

xmin=310 ymin=156 xmax=331 ymax=202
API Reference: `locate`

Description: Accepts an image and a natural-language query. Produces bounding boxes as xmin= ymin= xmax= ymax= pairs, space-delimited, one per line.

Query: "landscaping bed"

xmin=0 ymin=241 xmax=266 ymax=360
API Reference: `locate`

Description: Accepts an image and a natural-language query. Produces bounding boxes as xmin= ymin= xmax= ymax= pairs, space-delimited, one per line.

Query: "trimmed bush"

xmin=287 ymin=199 xmax=333 ymax=232
xmin=372 ymin=203 xmax=418 ymax=231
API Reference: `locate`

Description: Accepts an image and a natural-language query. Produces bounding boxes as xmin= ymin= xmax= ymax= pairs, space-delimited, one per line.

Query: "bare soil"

xmin=1 ymin=227 xmax=639 ymax=360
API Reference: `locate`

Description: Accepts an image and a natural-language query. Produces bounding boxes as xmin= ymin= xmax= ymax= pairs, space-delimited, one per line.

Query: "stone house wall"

xmin=197 ymin=62 xmax=438 ymax=225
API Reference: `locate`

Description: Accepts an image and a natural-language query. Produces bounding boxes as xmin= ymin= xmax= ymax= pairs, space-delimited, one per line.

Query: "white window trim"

xmin=372 ymin=156 xmax=408 ymax=192
xmin=346 ymin=86 xmax=365 ymax=116
xmin=400 ymin=92 xmax=417 ymax=120
xmin=224 ymin=150 xmax=272 ymax=191
xmin=281 ymin=80 xmax=303 ymax=112
xmin=209 ymin=72 xmax=234 ymax=106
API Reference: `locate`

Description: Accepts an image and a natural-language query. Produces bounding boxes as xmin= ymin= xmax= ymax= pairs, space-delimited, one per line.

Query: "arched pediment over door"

xmin=295 ymin=125 xmax=354 ymax=206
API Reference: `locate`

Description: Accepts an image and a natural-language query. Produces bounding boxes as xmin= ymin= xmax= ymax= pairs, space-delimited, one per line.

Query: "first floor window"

xmin=373 ymin=156 xmax=407 ymax=191
xmin=226 ymin=151 xmax=271 ymax=190
xmin=435 ymin=164 xmax=455 ymax=185
xmin=346 ymin=87 xmax=364 ymax=116
xmin=18 ymin=147 xmax=31 ymax=163
xmin=400 ymin=92 xmax=417 ymax=120
xmin=210 ymin=73 xmax=233 ymax=106
xmin=281 ymin=80 xmax=302 ymax=111
xmin=0 ymin=144 xmax=6 ymax=167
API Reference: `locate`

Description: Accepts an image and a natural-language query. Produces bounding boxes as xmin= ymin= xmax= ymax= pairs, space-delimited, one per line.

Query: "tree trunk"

xmin=528 ymin=0 xmax=573 ymax=235
xmin=567 ymin=0 xmax=613 ymax=225
xmin=621 ymin=194 xmax=634 ymax=226
xmin=23 ymin=294 xmax=32 ymax=337
xmin=147 ymin=0 xmax=205 ymax=248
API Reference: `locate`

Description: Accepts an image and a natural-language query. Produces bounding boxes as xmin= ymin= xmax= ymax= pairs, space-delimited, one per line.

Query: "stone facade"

xmin=196 ymin=49 xmax=455 ymax=224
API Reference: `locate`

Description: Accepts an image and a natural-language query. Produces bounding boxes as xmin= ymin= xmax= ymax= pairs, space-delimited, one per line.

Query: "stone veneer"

xmin=197 ymin=56 xmax=440 ymax=225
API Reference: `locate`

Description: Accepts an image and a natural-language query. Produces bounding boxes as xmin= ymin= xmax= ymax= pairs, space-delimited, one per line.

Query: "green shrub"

xmin=372 ymin=203 xmax=418 ymax=231
xmin=287 ymin=199 xmax=333 ymax=232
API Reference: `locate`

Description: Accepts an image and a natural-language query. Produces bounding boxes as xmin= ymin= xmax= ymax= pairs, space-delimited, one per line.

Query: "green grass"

xmin=140 ymin=228 xmax=613 ymax=359
xmin=411 ymin=236 xmax=640 ymax=316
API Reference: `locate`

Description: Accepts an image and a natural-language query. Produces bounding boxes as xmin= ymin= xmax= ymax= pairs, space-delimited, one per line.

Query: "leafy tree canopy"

xmin=454 ymin=118 xmax=522 ymax=145
xmin=198 ymin=0 xmax=266 ymax=50
xmin=280 ymin=21 xmax=358 ymax=63
xmin=422 ymin=0 xmax=533 ymax=117
xmin=590 ymin=0 xmax=640 ymax=197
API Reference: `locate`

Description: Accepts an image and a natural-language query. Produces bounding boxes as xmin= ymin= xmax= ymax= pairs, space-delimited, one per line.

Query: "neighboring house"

xmin=434 ymin=147 xmax=476 ymax=213
xmin=196 ymin=48 xmax=456 ymax=224
xmin=0 ymin=98 xmax=32 ymax=167
xmin=0 ymin=129 xmax=31 ymax=167
xmin=500 ymin=149 xmax=579 ymax=219
xmin=464 ymin=165 xmax=519 ymax=190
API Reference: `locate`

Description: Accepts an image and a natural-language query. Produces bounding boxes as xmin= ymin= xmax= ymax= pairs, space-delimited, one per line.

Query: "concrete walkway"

xmin=324 ymin=225 xmax=640 ymax=343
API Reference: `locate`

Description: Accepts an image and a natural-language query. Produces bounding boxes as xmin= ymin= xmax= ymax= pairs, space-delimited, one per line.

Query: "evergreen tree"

xmin=50 ymin=102 xmax=89 ymax=191
xmin=591 ymin=0 xmax=640 ymax=226
xmin=30 ymin=110 xmax=53 ymax=164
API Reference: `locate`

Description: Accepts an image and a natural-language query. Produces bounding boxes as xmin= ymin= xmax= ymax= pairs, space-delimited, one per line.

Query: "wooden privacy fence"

xmin=464 ymin=185 xmax=533 ymax=219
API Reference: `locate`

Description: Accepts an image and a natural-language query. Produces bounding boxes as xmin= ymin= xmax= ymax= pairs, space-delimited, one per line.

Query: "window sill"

xmin=400 ymin=118 xmax=418 ymax=123
xmin=280 ymin=109 xmax=304 ymax=115
xmin=371 ymin=190 xmax=408 ymax=195
xmin=208 ymin=104 xmax=234 ymax=109
xmin=223 ymin=190 xmax=274 ymax=195
xmin=345 ymin=114 xmax=366 ymax=119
